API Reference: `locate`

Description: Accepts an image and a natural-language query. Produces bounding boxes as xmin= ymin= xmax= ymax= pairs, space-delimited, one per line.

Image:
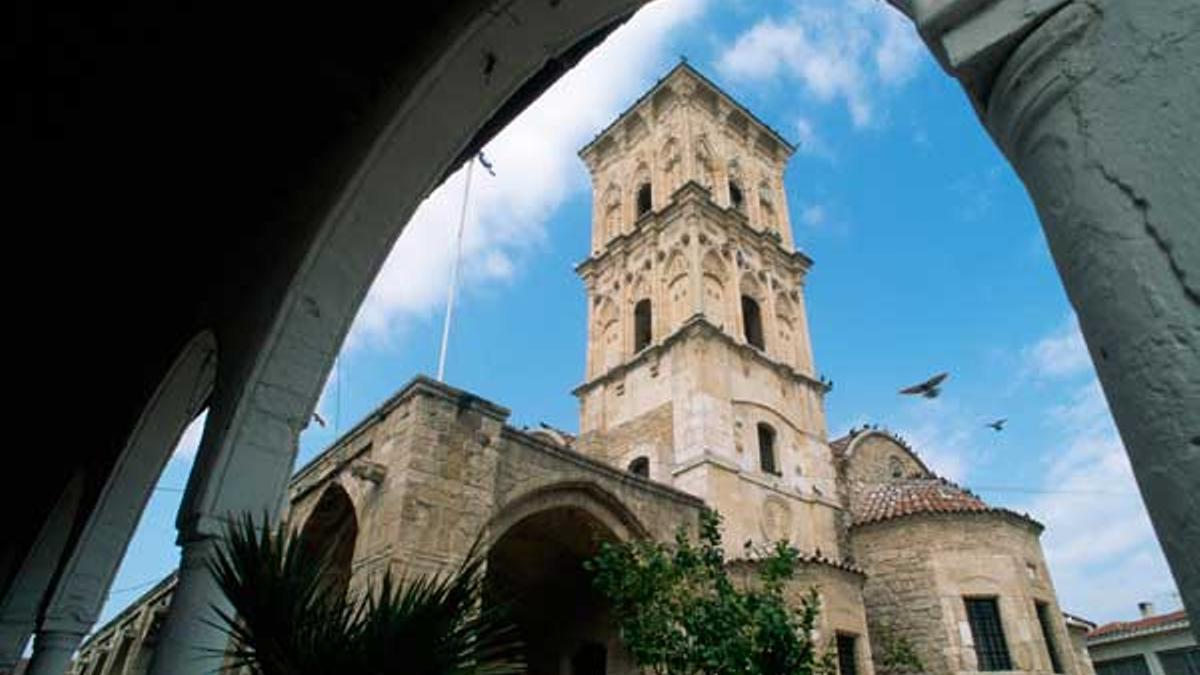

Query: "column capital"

xmin=893 ymin=0 xmax=1071 ymax=108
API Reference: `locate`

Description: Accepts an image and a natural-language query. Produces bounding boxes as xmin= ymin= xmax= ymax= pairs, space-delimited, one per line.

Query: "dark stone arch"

xmin=486 ymin=503 xmax=633 ymax=675
xmin=633 ymin=298 xmax=652 ymax=352
xmin=297 ymin=483 xmax=358 ymax=599
xmin=757 ymin=422 xmax=778 ymax=475
xmin=742 ymin=295 xmax=765 ymax=350
xmin=627 ymin=456 xmax=650 ymax=478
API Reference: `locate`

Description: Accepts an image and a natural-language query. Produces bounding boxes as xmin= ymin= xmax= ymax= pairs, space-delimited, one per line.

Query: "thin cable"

xmin=109 ymin=578 xmax=160 ymax=596
xmin=437 ymin=158 xmax=475 ymax=383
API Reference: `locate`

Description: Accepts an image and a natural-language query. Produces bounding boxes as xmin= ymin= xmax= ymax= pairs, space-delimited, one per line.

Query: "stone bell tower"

xmin=573 ymin=63 xmax=843 ymax=558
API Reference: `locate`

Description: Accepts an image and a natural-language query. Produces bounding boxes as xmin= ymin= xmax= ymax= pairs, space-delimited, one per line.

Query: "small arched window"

xmin=628 ymin=456 xmax=650 ymax=478
xmin=637 ymin=182 xmax=652 ymax=217
xmin=742 ymin=295 xmax=764 ymax=350
xmin=634 ymin=299 xmax=652 ymax=352
xmin=729 ymin=180 xmax=744 ymax=211
xmin=758 ymin=423 xmax=778 ymax=475
xmin=889 ymin=456 xmax=904 ymax=479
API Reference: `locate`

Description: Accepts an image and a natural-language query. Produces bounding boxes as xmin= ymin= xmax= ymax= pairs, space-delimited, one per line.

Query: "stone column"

xmin=145 ymin=537 xmax=228 ymax=675
xmin=900 ymin=0 xmax=1198 ymax=630
xmin=26 ymin=629 xmax=86 ymax=675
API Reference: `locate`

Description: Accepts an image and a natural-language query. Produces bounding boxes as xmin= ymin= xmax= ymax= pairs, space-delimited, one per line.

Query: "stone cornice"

xmin=291 ymin=375 xmax=511 ymax=488
xmin=572 ymin=315 xmax=830 ymax=398
xmin=726 ymin=554 xmax=867 ymax=579
xmin=578 ymin=61 xmax=795 ymax=162
xmin=501 ymin=426 xmax=707 ymax=509
xmin=898 ymin=0 xmax=1072 ymax=109
xmin=576 ymin=181 xmax=813 ymax=280
xmin=672 ymin=453 xmax=843 ymax=511
xmin=849 ymin=505 xmax=1045 ymax=535
xmin=78 ymin=571 xmax=177 ymax=653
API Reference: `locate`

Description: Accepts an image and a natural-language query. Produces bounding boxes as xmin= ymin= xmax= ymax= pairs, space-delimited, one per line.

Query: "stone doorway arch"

xmin=486 ymin=485 xmax=646 ymax=675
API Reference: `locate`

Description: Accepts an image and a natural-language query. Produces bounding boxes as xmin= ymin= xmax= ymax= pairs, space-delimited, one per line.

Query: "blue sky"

xmin=101 ymin=0 xmax=1180 ymax=632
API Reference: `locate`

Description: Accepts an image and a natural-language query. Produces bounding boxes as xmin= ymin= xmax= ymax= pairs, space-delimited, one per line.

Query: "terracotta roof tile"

xmin=852 ymin=478 xmax=992 ymax=525
xmin=1088 ymin=610 xmax=1189 ymax=640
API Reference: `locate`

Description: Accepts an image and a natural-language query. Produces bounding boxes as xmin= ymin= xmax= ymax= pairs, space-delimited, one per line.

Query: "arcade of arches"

xmin=72 ymin=64 xmax=1114 ymax=675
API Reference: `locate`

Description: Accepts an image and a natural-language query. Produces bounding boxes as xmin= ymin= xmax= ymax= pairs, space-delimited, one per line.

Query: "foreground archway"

xmin=487 ymin=506 xmax=635 ymax=675
xmin=22 ymin=2 xmax=1194 ymax=672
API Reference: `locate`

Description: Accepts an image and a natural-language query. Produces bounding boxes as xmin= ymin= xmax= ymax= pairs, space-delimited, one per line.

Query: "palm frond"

xmin=207 ymin=513 xmax=524 ymax=675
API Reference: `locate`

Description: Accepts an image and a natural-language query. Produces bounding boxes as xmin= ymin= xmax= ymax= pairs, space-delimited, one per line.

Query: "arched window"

xmin=757 ymin=423 xmax=778 ymax=475
xmin=628 ymin=456 xmax=650 ymax=478
xmin=889 ymin=456 xmax=904 ymax=479
xmin=637 ymin=182 xmax=652 ymax=217
xmin=742 ymin=295 xmax=764 ymax=350
xmin=298 ymin=484 xmax=359 ymax=600
xmin=634 ymin=299 xmax=652 ymax=352
xmin=729 ymin=180 xmax=744 ymax=211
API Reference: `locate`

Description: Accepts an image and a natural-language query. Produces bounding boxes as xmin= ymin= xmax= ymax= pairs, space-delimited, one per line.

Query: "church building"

xmin=71 ymin=63 xmax=1088 ymax=675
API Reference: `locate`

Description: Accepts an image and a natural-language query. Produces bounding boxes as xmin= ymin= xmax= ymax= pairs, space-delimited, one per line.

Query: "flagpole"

xmin=437 ymin=157 xmax=475 ymax=382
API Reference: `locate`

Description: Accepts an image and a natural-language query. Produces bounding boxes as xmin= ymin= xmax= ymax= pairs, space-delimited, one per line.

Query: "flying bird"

xmin=986 ymin=418 xmax=1007 ymax=432
xmin=899 ymin=372 xmax=949 ymax=399
xmin=312 ymin=411 xmax=327 ymax=428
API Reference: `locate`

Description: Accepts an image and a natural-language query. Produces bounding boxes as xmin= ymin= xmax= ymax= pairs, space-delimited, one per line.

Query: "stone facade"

xmin=73 ymin=63 xmax=1088 ymax=675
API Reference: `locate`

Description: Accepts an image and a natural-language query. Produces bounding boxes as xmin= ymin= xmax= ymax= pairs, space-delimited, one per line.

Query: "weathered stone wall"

xmin=853 ymin=512 xmax=1082 ymax=675
xmin=71 ymin=377 xmax=707 ymax=673
xmin=840 ymin=432 xmax=933 ymax=514
xmin=1066 ymin=623 xmax=1096 ymax=675
xmin=576 ymin=402 xmax=675 ymax=480
xmin=728 ymin=559 xmax=875 ymax=675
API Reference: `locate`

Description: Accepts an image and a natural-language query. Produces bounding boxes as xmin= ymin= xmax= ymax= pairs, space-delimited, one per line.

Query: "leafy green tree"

xmin=584 ymin=509 xmax=836 ymax=675
xmin=207 ymin=513 xmax=524 ymax=675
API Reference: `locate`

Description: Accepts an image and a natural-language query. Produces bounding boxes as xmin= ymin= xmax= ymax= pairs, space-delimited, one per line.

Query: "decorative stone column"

xmin=145 ymin=537 xmax=230 ymax=675
xmin=26 ymin=628 xmax=86 ymax=675
xmin=898 ymin=0 xmax=1199 ymax=632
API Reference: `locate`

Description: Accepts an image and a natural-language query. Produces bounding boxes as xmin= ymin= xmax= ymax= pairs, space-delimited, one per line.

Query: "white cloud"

xmin=1024 ymin=314 xmax=1093 ymax=380
xmin=794 ymin=116 xmax=834 ymax=158
xmin=717 ymin=0 xmax=924 ymax=128
xmin=801 ymin=204 xmax=826 ymax=227
xmin=892 ymin=397 xmax=973 ymax=482
xmin=1020 ymin=379 xmax=1177 ymax=622
xmin=170 ymin=410 xmax=207 ymax=463
xmin=874 ymin=3 xmax=923 ymax=85
xmin=1013 ymin=321 xmax=1178 ymax=622
xmin=346 ymin=0 xmax=706 ymax=349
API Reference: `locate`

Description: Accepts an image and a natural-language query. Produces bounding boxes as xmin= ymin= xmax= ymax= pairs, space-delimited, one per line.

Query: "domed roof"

xmin=853 ymin=478 xmax=989 ymax=525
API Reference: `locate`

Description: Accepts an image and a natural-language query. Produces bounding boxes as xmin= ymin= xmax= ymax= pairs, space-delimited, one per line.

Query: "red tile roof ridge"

xmin=1088 ymin=609 xmax=1189 ymax=640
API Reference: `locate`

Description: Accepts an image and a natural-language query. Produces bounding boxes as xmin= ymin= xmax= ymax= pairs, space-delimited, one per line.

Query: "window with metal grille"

xmin=757 ymin=423 xmax=778 ymax=475
xmin=836 ymin=633 xmax=858 ymax=675
xmin=1035 ymin=601 xmax=1063 ymax=673
xmin=965 ymin=597 xmax=1012 ymax=671
xmin=1158 ymin=647 xmax=1200 ymax=675
xmin=1095 ymin=655 xmax=1152 ymax=675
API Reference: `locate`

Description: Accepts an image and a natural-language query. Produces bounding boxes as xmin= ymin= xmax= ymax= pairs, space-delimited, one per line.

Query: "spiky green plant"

xmin=207 ymin=513 xmax=524 ymax=675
